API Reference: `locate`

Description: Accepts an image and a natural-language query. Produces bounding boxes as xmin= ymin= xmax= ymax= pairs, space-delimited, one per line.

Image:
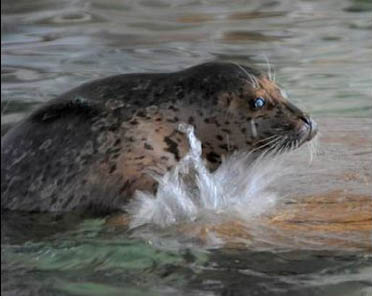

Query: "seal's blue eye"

xmin=253 ymin=97 xmax=265 ymax=109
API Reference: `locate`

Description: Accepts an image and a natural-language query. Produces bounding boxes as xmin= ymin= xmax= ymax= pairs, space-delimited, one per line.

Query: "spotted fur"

xmin=1 ymin=62 xmax=317 ymax=214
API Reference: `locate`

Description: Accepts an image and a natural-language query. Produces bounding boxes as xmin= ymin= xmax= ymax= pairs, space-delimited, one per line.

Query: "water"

xmin=1 ymin=0 xmax=372 ymax=295
xmin=130 ymin=124 xmax=285 ymax=229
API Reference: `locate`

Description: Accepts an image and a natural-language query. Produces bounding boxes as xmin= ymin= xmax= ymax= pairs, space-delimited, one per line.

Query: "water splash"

xmin=129 ymin=124 xmax=290 ymax=229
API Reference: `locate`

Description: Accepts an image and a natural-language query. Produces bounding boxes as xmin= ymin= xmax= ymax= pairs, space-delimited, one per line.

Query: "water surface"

xmin=1 ymin=0 xmax=372 ymax=295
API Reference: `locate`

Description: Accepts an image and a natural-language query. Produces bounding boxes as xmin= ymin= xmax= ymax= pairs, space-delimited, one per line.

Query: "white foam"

xmin=129 ymin=123 xmax=290 ymax=229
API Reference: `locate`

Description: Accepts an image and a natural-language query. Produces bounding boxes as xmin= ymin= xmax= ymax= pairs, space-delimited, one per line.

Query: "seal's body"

xmin=1 ymin=62 xmax=317 ymax=214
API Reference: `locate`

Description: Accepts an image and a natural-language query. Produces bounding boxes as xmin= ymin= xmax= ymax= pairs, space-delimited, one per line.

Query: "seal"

xmin=1 ymin=62 xmax=317 ymax=214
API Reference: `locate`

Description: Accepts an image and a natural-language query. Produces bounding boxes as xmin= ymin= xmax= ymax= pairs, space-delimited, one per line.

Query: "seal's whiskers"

xmin=255 ymin=135 xmax=282 ymax=151
xmin=257 ymin=134 xmax=279 ymax=142
xmin=307 ymin=134 xmax=320 ymax=164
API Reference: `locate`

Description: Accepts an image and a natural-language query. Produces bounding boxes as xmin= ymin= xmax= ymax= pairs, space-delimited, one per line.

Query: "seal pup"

xmin=1 ymin=62 xmax=317 ymax=214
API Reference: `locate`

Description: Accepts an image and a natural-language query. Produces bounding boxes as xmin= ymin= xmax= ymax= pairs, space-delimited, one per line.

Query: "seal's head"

xmin=217 ymin=64 xmax=318 ymax=152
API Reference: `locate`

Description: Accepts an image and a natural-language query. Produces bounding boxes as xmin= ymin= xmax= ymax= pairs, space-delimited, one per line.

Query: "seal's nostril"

xmin=305 ymin=117 xmax=318 ymax=141
xmin=300 ymin=115 xmax=311 ymax=127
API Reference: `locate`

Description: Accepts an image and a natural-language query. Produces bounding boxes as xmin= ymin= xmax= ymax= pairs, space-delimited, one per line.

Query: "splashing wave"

xmin=129 ymin=124 xmax=290 ymax=229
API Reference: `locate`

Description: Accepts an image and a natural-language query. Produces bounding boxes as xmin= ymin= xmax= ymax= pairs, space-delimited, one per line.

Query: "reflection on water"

xmin=1 ymin=0 xmax=372 ymax=296
xmin=2 ymin=0 xmax=372 ymax=126
xmin=2 ymin=211 xmax=372 ymax=295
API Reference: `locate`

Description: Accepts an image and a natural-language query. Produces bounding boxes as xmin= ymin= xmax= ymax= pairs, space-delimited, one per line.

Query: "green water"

xmin=1 ymin=0 xmax=372 ymax=295
xmin=2 ymin=212 xmax=371 ymax=295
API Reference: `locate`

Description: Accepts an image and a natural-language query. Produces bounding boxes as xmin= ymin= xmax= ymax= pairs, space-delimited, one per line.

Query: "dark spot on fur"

xmin=144 ymin=143 xmax=154 ymax=150
xmin=135 ymin=155 xmax=145 ymax=160
xmin=176 ymin=91 xmax=185 ymax=99
xmin=112 ymin=153 xmax=121 ymax=160
xmin=188 ymin=116 xmax=194 ymax=124
xmin=106 ymin=147 xmax=121 ymax=154
xmin=108 ymin=124 xmax=120 ymax=131
xmin=152 ymin=182 xmax=158 ymax=190
xmin=216 ymin=135 xmax=223 ymax=141
xmin=136 ymin=111 xmax=146 ymax=118
xmin=163 ymin=136 xmax=180 ymax=161
xmin=130 ymin=119 xmax=138 ymax=125
xmin=119 ymin=180 xmax=133 ymax=194
xmin=219 ymin=144 xmax=229 ymax=151
xmin=168 ymin=105 xmax=179 ymax=112
xmin=109 ymin=164 xmax=117 ymax=173
xmin=114 ymin=138 xmax=121 ymax=146
xmin=206 ymin=152 xmax=220 ymax=163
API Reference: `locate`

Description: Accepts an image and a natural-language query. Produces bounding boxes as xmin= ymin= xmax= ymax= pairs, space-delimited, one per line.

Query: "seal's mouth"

xmin=280 ymin=117 xmax=318 ymax=151
xmin=254 ymin=117 xmax=318 ymax=153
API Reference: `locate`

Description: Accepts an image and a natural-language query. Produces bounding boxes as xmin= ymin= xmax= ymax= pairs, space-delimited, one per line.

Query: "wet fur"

xmin=1 ymin=62 xmax=315 ymax=214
